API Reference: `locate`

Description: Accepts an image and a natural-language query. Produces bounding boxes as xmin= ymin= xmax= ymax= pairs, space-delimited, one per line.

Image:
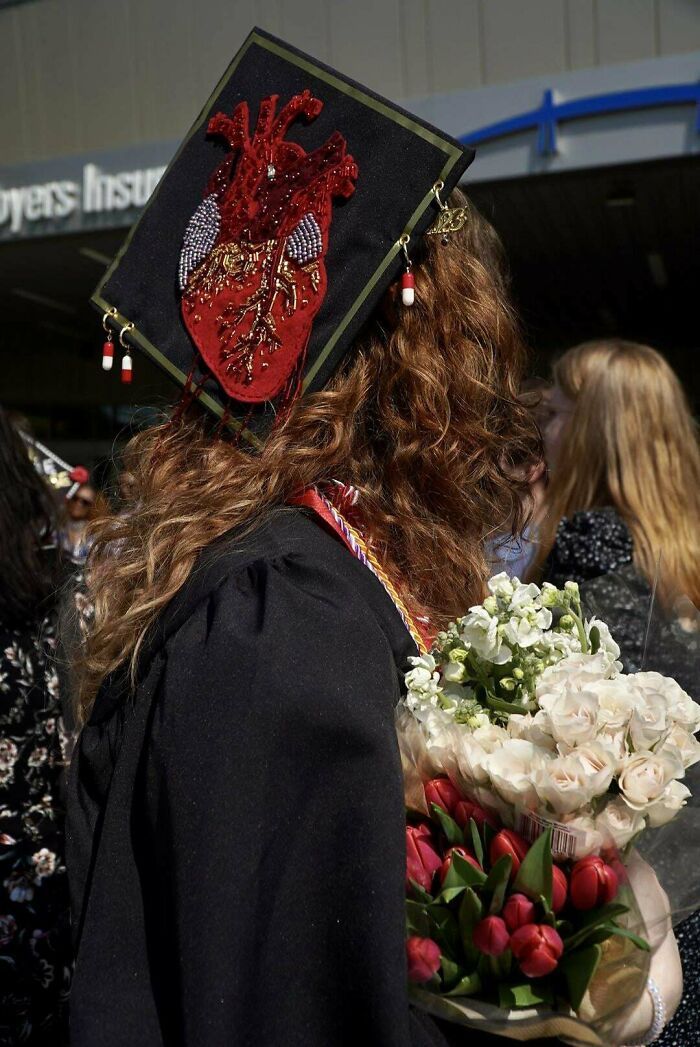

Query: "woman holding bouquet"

xmin=66 ymin=34 xmax=543 ymax=1047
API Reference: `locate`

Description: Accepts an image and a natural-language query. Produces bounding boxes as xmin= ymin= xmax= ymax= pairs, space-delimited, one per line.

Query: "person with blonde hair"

xmin=536 ymin=338 xmax=700 ymax=675
xmin=535 ymin=337 xmax=700 ymax=1046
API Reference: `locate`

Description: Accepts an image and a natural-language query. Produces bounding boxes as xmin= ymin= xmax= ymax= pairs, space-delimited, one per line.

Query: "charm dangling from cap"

xmin=400 ymin=235 xmax=415 ymax=307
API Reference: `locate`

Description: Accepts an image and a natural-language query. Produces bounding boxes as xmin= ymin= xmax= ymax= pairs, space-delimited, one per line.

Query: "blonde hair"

xmin=537 ymin=339 xmax=700 ymax=605
xmin=77 ymin=194 xmax=540 ymax=719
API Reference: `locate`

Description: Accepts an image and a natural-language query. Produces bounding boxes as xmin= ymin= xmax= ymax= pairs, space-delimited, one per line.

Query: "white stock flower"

xmin=628 ymin=685 xmax=668 ymax=751
xmin=596 ymin=797 xmax=645 ymax=849
xmin=483 ymin=739 xmax=546 ymax=810
xmin=405 ymin=654 xmax=439 ymax=693
xmin=487 ymin=572 xmax=516 ymax=600
xmin=537 ymin=687 xmax=600 ymax=748
xmin=618 ymin=748 xmax=685 ymax=811
xmin=502 ymin=614 xmax=548 ymax=650
xmin=646 ymin=779 xmax=691 ymax=828
xmin=634 ymin=672 xmax=700 ymax=733
xmin=509 ymin=582 xmax=544 ymax=613
xmin=442 ymin=660 xmax=467 ymax=684
xmin=461 ymin=606 xmax=511 ymax=665
xmin=585 ymin=617 xmax=621 ymax=664
xmin=507 ymin=711 xmax=556 ymax=750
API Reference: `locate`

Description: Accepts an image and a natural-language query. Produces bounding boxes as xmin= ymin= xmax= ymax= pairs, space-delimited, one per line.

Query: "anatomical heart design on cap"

xmin=179 ymin=90 xmax=358 ymax=404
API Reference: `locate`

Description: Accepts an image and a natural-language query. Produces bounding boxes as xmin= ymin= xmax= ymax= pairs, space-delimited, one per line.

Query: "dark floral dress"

xmin=0 ymin=615 xmax=71 ymax=1045
xmin=545 ymin=507 xmax=700 ymax=1045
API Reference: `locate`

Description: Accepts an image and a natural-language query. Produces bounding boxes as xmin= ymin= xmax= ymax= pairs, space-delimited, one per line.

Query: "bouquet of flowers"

xmin=399 ymin=574 xmax=700 ymax=1043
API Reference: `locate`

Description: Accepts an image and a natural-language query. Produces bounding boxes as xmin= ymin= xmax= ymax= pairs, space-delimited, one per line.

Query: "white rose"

xmin=646 ymin=779 xmax=691 ymax=828
xmin=628 ymin=685 xmax=668 ymax=751
xmin=472 ymin=722 xmax=510 ymax=752
xmin=659 ymin=723 xmax=700 ymax=770
xmin=507 ymin=710 xmax=556 ymax=750
xmin=487 ymin=572 xmax=515 ymax=600
xmin=449 ymin=732 xmax=492 ymax=786
xmin=596 ymin=797 xmax=645 ymax=849
xmin=596 ymin=678 xmax=637 ymax=732
xmin=461 ymin=606 xmax=512 ymax=665
xmin=483 ymin=739 xmax=546 ymax=810
xmin=537 ymin=687 xmax=599 ymax=747
xmin=567 ymin=742 xmax=616 ymax=796
xmin=618 ymin=749 xmax=685 ymax=811
xmin=537 ymin=652 xmax=614 ymax=700
xmin=533 ymin=754 xmax=597 ymax=816
xmin=558 ymin=810 xmax=604 ymax=858
xmin=635 ymin=672 xmax=700 ymax=733
xmin=596 ymin=727 xmax=629 ymax=771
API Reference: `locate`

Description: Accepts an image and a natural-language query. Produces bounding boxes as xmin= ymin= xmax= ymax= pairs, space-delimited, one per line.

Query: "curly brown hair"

xmin=78 ymin=193 xmax=540 ymax=718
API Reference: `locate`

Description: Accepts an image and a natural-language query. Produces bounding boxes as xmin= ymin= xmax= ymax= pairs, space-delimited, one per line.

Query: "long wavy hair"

xmin=0 ymin=408 xmax=60 ymax=625
xmin=78 ymin=193 xmax=540 ymax=718
xmin=534 ymin=339 xmax=700 ymax=605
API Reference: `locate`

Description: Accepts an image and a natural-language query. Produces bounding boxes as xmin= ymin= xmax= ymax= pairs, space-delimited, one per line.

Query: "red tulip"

xmin=510 ymin=924 xmax=564 ymax=978
xmin=570 ymin=855 xmax=619 ymax=911
xmin=473 ymin=915 xmax=510 ymax=957
xmin=406 ymin=936 xmax=441 ymax=983
xmin=489 ymin=829 xmax=529 ymax=877
xmin=551 ymin=865 xmax=568 ymax=913
xmin=406 ymin=825 xmax=442 ymax=893
xmin=439 ymin=846 xmax=481 ymax=885
xmin=424 ymin=778 xmax=462 ymax=816
xmin=502 ymin=892 xmax=536 ymax=932
xmin=454 ymin=799 xmax=500 ymax=832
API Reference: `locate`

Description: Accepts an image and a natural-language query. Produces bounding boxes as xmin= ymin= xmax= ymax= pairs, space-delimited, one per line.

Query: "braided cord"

xmin=317 ymin=492 xmax=428 ymax=655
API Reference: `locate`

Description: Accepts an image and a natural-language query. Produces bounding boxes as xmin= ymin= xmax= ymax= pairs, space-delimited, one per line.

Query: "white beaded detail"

xmin=624 ymin=977 xmax=667 ymax=1045
xmin=286 ymin=213 xmax=323 ymax=265
xmin=178 ymin=194 xmax=221 ymax=291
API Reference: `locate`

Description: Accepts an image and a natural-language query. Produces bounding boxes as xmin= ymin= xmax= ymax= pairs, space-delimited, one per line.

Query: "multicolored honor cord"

xmin=294 ymin=486 xmax=429 ymax=655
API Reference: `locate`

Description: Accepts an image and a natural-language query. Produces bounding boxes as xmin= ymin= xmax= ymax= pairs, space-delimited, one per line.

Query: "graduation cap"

xmin=93 ymin=28 xmax=474 ymax=443
xmin=21 ymin=432 xmax=87 ymax=497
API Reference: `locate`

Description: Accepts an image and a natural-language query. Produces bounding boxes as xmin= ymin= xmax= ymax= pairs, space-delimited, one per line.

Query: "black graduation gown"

xmin=66 ymin=507 xmax=465 ymax=1046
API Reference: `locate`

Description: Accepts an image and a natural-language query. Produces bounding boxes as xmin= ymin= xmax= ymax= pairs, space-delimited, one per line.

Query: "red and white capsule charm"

xmin=119 ymin=322 xmax=135 ymax=385
xmin=399 ymin=234 xmax=414 ymax=306
xmin=101 ymin=308 xmax=117 ymax=371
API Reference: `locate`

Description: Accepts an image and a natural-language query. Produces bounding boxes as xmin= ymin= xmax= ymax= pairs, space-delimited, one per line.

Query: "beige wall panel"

xmin=15 ymin=0 xmax=82 ymax=160
xmin=188 ymin=0 xmax=257 ymax=105
xmin=130 ymin=0 xmax=199 ymax=144
xmin=565 ymin=0 xmax=596 ymax=69
xmin=399 ymin=0 xmax=431 ymax=97
xmin=67 ymin=0 xmax=140 ymax=155
xmin=480 ymin=0 xmax=566 ymax=84
xmin=595 ymin=0 xmax=657 ymax=65
xmin=279 ymin=0 xmax=330 ymax=61
xmin=658 ymin=0 xmax=700 ymax=54
xmin=0 ymin=9 xmax=30 ymax=163
xmin=424 ymin=0 xmax=481 ymax=94
xmin=327 ymin=0 xmax=402 ymax=98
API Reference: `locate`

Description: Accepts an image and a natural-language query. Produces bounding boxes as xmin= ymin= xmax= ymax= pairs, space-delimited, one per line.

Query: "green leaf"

xmin=560 ymin=944 xmax=602 ymax=1012
xmin=499 ymin=981 xmax=553 ymax=1009
xmin=430 ymin=803 xmax=464 ymax=847
xmin=440 ymin=955 xmax=465 ymax=991
xmin=445 ymin=971 xmax=482 ymax=997
xmin=513 ymin=827 xmax=553 ymax=908
xmin=600 ymin=924 xmax=650 ymax=952
xmin=438 ymin=852 xmax=487 ymax=902
xmin=482 ymin=820 xmax=497 ymax=859
xmin=486 ymin=694 xmax=538 ymax=716
xmin=408 ymin=879 xmax=434 ymax=905
xmin=563 ymin=905 xmax=634 ymax=952
xmin=470 ymin=819 xmax=484 ymax=867
xmin=405 ymin=900 xmax=432 ymax=938
xmin=428 ymin=905 xmax=461 ymax=960
xmin=486 ymin=855 xmax=513 ymax=915
xmin=539 ymin=894 xmax=556 ymax=927
xmin=458 ymin=887 xmax=483 ymax=965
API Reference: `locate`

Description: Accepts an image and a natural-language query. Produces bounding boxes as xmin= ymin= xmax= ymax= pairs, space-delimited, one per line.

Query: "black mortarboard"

xmin=92 ymin=28 xmax=474 ymax=443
